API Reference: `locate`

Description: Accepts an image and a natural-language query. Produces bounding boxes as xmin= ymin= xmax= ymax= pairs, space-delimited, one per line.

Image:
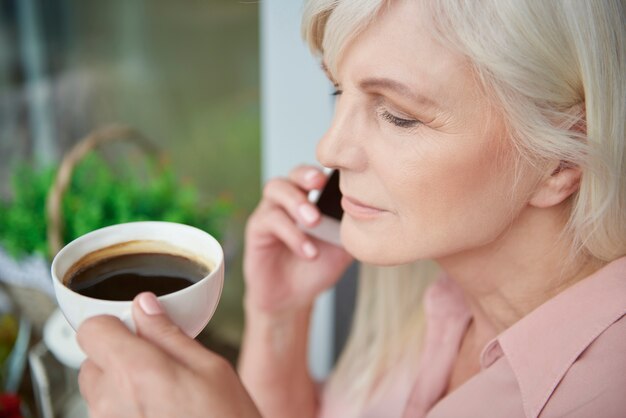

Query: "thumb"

xmin=132 ymin=292 xmax=214 ymax=367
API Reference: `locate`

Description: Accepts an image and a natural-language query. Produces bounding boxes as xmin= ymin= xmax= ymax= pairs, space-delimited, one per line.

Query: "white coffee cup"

xmin=51 ymin=221 xmax=224 ymax=338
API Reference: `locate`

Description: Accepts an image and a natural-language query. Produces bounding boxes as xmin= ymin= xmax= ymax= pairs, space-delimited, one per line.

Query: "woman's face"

xmin=318 ymin=0 xmax=540 ymax=265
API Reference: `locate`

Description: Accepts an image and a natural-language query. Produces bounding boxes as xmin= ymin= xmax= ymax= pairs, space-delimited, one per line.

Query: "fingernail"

xmin=298 ymin=203 xmax=319 ymax=224
xmin=302 ymin=241 xmax=318 ymax=258
xmin=138 ymin=292 xmax=164 ymax=315
xmin=304 ymin=169 xmax=318 ymax=183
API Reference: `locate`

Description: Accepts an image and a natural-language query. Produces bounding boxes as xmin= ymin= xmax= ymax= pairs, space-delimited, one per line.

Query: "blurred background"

xmin=0 ymin=0 xmax=348 ymax=416
xmin=0 ymin=0 xmax=258 ymax=339
xmin=0 ymin=0 xmax=260 ymax=416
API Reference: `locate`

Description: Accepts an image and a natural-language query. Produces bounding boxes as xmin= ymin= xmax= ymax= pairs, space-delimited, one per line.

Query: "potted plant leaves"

xmin=0 ymin=124 xmax=234 ymax=331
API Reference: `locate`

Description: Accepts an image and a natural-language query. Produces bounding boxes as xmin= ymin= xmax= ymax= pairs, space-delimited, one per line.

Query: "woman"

xmin=77 ymin=0 xmax=626 ymax=417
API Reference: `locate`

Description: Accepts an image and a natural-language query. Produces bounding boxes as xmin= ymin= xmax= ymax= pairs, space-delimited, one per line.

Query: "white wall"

xmin=260 ymin=1 xmax=335 ymax=380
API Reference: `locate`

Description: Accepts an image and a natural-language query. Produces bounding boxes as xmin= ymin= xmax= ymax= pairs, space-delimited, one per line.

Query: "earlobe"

xmin=529 ymin=162 xmax=582 ymax=208
xmin=530 ymin=103 xmax=586 ymax=209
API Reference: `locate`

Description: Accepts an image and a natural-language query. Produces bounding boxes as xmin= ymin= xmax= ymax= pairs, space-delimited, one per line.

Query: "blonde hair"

xmin=302 ymin=0 xmax=626 ymax=411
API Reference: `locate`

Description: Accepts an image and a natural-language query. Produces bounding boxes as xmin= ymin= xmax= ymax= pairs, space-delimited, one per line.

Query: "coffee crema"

xmin=64 ymin=241 xmax=211 ymax=301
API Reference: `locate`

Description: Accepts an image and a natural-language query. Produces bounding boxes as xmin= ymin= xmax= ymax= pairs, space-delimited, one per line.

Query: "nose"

xmin=316 ymin=97 xmax=367 ymax=171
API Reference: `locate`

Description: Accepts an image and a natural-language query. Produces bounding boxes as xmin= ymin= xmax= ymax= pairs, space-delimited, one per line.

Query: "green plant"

xmin=0 ymin=154 xmax=233 ymax=259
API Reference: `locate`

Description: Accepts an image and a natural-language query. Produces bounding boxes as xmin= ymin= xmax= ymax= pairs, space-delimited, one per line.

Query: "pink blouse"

xmin=319 ymin=257 xmax=626 ymax=418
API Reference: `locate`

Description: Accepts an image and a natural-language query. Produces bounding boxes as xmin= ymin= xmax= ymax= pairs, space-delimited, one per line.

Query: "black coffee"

xmin=66 ymin=252 xmax=210 ymax=301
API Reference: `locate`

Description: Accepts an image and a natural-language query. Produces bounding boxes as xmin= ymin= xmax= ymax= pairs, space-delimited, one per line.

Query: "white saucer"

xmin=43 ymin=309 xmax=86 ymax=369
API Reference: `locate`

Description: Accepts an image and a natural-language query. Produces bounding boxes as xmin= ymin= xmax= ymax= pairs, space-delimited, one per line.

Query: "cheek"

xmin=364 ymin=134 xmax=535 ymax=264
xmin=393 ymin=139 xmax=531 ymax=256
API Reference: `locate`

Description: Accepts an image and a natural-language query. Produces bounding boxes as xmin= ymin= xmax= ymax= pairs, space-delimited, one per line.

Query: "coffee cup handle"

xmin=121 ymin=310 xmax=137 ymax=334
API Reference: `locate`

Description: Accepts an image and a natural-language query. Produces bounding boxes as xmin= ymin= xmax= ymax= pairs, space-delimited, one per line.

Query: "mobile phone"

xmin=304 ymin=169 xmax=343 ymax=246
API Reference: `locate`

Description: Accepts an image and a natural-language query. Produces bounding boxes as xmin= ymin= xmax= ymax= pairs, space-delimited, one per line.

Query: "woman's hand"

xmin=240 ymin=166 xmax=352 ymax=417
xmin=77 ymin=293 xmax=260 ymax=418
xmin=244 ymin=165 xmax=353 ymax=315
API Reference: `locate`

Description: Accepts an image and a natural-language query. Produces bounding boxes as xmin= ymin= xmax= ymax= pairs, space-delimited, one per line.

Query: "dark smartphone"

xmin=315 ymin=170 xmax=343 ymax=220
xmin=304 ymin=169 xmax=343 ymax=246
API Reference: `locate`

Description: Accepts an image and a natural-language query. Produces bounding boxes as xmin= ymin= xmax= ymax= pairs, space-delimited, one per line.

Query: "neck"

xmin=437 ymin=203 xmax=602 ymax=342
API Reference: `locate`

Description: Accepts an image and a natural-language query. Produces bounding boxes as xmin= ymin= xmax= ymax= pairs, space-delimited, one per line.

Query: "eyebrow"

xmin=358 ymin=77 xmax=437 ymax=108
xmin=321 ymin=62 xmax=437 ymax=108
xmin=320 ymin=62 xmax=337 ymax=85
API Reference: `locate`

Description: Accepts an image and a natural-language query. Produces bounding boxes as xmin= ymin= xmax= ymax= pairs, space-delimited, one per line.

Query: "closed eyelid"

xmin=374 ymin=96 xmax=421 ymax=120
xmin=379 ymin=101 xmax=413 ymax=119
xmin=375 ymin=104 xmax=422 ymax=130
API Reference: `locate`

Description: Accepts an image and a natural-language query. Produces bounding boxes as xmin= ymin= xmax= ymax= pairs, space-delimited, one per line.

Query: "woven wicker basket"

xmin=3 ymin=124 xmax=158 ymax=332
xmin=46 ymin=124 xmax=159 ymax=257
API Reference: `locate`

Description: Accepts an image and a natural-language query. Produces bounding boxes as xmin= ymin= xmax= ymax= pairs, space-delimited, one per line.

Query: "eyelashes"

xmin=331 ymin=89 xmax=422 ymax=130
xmin=379 ymin=110 xmax=421 ymax=129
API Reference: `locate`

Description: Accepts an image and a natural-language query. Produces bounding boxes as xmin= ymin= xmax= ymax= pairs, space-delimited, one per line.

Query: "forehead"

xmin=332 ymin=0 xmax=473 ymax=99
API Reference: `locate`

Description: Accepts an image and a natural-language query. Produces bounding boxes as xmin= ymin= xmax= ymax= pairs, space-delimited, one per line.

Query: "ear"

xmin=529 ymin=162 xmax=581 ymax=208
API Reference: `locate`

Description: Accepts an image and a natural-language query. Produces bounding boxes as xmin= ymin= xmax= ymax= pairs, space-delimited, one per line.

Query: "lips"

xmin=340 ymin=195 xmax=387 ymax=219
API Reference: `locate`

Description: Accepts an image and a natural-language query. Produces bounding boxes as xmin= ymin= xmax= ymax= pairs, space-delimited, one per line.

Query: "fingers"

xmin=78 ymin=352 xmax=146 ymax=418
xmin=78 ymin=359 xmax=102 ymax=406
xmin=261 ymin=165 xmax=330 ymax=227
xmin=77 ymin=315 xmax=133 ymax=369
xmin=262 ymin=177 xmax=321 ymax=227
xmin=258 ymin=209 xmax=319 ymax=259
xmin=286 ymin=165 xmax=327 ymax=190
xmin=132 ymin=293 xmax=222 ymax=370
xmin=77 ymin=315 xmax=165 ymax=371
xmin=246 ymin=165 xmax=332 ymax=261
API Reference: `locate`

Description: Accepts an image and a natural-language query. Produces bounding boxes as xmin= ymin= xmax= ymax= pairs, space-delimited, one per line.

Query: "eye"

xmin=331 ymin=89 xmax=343 ymax=96
xmin=380 ymin=110 xmax=421 ymax=129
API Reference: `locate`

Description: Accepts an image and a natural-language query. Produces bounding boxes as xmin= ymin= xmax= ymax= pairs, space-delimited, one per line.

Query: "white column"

xmin=260 ymin=0 xmax=335 ymax=380
xmin=17 ymin=0 xmax=57 ymax=164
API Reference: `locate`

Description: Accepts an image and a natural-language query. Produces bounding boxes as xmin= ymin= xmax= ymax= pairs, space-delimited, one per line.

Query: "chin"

xmin=340 ymin=221 xmax=415 ymax=266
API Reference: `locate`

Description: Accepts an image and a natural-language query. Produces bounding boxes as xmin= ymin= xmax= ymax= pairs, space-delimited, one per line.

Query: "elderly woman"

xmin=76 ymin=0 xmax=625 ymax=417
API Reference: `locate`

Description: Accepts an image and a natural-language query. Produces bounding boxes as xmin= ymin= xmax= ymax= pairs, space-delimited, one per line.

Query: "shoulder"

xmin=541 ymin=314 xmax=626 ymax=418
xmin=496 ymin=258 xmax=626 ymax=418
